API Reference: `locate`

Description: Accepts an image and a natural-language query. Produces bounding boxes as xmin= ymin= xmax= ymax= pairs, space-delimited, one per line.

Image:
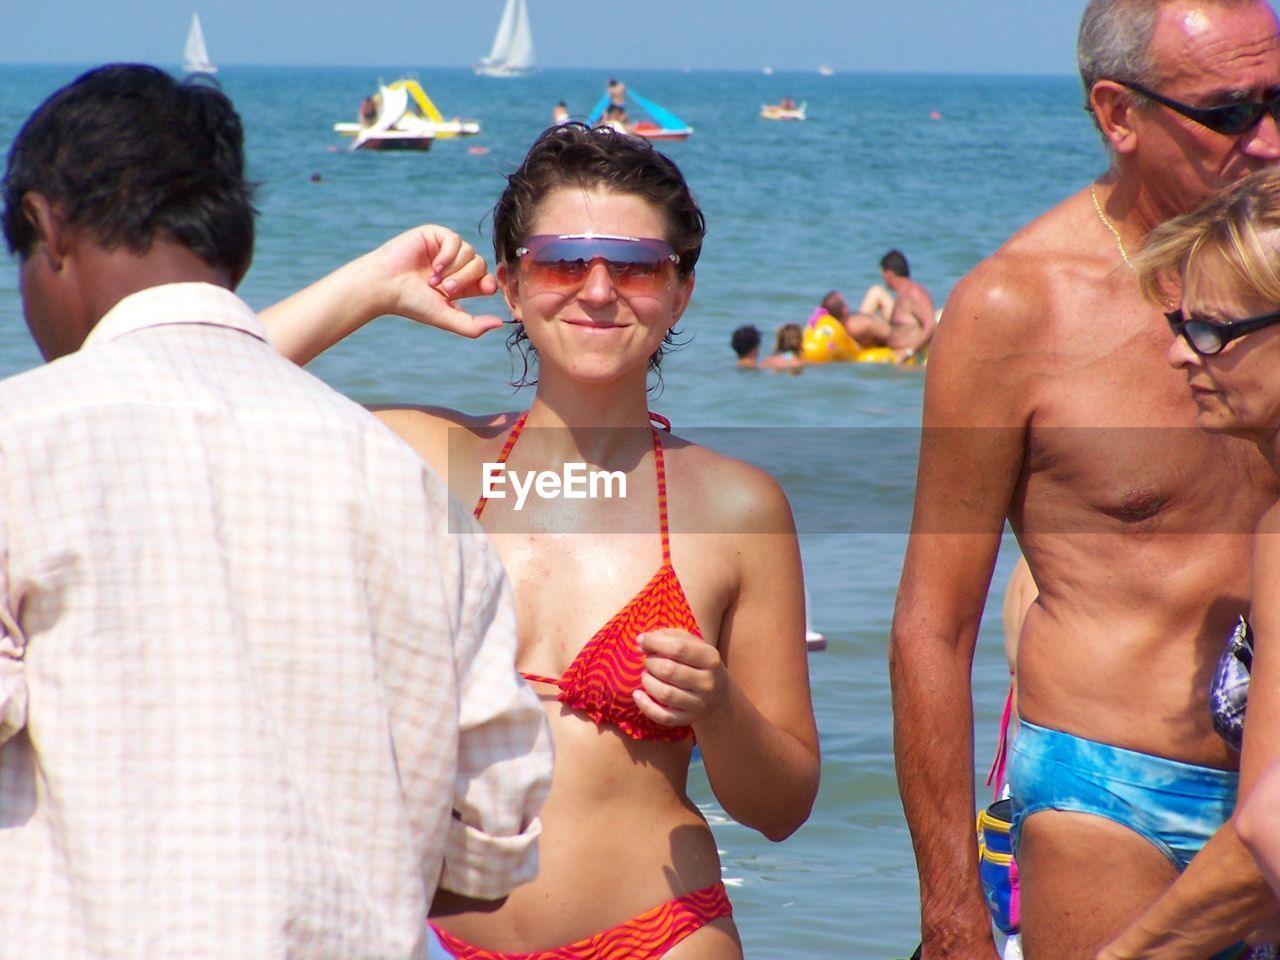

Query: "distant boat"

xmin=586 ymin=87 xmax=693 ymax=141
xmin=817 ymin=64 xmax=835 ymax=76
xmin=761 ymin=100 xmax=807 ymax=121
xmin=475 ymin=0 xmax=536 ymax=77
xmin=334 ymin=79 xmax=480 ymax=151
xmin=182 ymin=14 xmax=216 ymax=76
xmin=334 ymin=83 xmax=430 ymax=152
xmin=762 ymin=65 xmax=774 ymax=76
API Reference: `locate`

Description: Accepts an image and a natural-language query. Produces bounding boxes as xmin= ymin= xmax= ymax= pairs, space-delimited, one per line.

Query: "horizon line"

xmin=0 ymin=60 xmax=1077 ymax=78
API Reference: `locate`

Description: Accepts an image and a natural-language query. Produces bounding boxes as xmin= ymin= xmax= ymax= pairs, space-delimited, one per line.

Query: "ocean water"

xmin=0 ymin=64 xmax=1109 ymax=957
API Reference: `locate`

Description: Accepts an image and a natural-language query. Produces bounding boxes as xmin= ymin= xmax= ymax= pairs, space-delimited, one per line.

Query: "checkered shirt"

xmin=0 ymin=283 xmax=552 ymax=959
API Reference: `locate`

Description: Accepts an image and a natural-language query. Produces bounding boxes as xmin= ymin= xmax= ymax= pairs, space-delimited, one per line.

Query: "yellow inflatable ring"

xmin=853 ymin=346 xmax=896 ymax=364
xmin=801 ymin=310 xmax=861 ymax=363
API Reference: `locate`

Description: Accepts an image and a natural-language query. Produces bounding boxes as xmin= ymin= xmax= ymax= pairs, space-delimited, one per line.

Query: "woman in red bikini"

xmin=263 ymin=123 xmax=820 ymax=958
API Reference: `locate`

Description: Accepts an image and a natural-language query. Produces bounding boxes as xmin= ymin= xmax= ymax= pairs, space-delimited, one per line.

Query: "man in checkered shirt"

xmin=0 ymin=64 xmax=552 ymax=960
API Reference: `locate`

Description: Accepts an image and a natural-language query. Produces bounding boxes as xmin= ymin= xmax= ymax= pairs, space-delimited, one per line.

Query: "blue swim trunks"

xmin=1007 ymin=719 xmax=1238 ymax=869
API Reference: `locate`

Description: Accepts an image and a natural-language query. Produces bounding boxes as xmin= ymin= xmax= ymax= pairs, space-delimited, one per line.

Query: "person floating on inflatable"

xmin=801 ymin=307 xmax=897 ymax=364
xmin=801 ymin=307 xmax=859 ymax=363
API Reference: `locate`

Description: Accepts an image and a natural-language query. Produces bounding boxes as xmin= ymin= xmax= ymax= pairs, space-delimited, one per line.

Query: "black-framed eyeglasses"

xmin=1166 ymin=308 xmax=1280 ymax=355
xmin=1115 ymin=80 xmax=1280 ymax=136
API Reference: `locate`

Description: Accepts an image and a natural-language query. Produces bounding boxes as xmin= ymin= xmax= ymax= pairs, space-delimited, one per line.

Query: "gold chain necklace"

xmin=1090 ymin=184 xmax=1135 ymax=272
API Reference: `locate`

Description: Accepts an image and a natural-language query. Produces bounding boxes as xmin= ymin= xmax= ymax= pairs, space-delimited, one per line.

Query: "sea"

xmin=0 ymin=64 xmax=1111 ymax=958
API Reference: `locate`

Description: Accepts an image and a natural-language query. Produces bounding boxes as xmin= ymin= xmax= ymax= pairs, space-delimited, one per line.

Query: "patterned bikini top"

xmin=1210 ymin=615 xmax=1253 ymax=753
xmin=474 ymin=411 xmax=702 ymax=742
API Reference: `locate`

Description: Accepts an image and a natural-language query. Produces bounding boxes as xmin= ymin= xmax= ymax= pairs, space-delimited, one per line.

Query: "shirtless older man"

xmin=889 ymin=2 xmax=1280 ymax=959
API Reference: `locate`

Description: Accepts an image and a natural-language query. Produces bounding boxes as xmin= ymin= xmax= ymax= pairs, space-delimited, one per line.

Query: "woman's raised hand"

xmin=371 ymin=224 xmax=506 ymax=338
xmin=262 ymin=224 xmax=508 ymax=364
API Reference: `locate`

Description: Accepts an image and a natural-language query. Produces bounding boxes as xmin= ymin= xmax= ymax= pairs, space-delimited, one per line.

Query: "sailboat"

xmin=474 ymin=0 xmax=536 ymax=77
xmin=182 ymin=14 xmax=216 ymax=75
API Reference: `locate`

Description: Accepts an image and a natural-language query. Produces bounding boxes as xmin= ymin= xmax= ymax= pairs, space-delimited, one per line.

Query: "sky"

xmin=0 ymin=1 xmax=1096 ymax=75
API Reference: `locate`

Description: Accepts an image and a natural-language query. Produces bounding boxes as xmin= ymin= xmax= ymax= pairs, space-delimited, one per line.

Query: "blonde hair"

xmin=1136 ymin=166 xmax=1280 ymax=308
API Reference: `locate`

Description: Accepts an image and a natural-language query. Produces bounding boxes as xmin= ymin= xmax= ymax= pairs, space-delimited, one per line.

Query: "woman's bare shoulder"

xmin=662 ymin=433 xmax=795 ymax=536
xmin=370 ymin=405 xmax=522 ymax=471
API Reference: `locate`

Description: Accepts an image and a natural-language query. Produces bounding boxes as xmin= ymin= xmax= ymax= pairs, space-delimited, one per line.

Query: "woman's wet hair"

xmin=1136 ymin=166 xmax=1280 ymax=308
xmin=492 ymin=122 xmax=706 ymax=389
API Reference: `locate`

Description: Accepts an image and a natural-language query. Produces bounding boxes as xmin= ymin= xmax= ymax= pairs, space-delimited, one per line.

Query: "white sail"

xmin=504 ymin=0 xmax=535 ymax=72
xmin=183 ymin=14 xmax=216 ymax=75
xmin=480 ymin=0 xmax=518 ymax=66
xmin=475 ymin=0 xmax=535 ymax=76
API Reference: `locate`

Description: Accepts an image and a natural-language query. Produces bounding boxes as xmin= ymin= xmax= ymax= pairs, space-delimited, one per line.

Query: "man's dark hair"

xmin=2 ymin=63 xmax=256 ymax=279
xmin=880 ymin=248 xmax=909 ymax=278
xmin=731 ymin=324 xmax=761 ymax=357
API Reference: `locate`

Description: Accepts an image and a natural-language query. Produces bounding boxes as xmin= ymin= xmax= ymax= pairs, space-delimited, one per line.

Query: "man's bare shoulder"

xmin=925 ymin=188 xmax=1117 ymax=429
xmin=944 ymin=189 xmax=1102 ymax=346
xmin=904 ymin=278 xmax=935 ymax=313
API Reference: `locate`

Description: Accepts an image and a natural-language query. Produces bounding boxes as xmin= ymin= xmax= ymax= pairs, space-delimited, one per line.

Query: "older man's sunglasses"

xmin=1117 ymin=80 xmax=1280 ymax=136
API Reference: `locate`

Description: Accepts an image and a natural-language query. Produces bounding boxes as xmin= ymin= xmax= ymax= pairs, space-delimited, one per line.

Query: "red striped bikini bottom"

xmin=430 ymin=882 xmax=733 ymax=959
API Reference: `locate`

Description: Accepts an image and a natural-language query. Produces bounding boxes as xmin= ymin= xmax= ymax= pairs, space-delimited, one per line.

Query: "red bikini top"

xmin=474 ymin=411 xmax=702 ymax=742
